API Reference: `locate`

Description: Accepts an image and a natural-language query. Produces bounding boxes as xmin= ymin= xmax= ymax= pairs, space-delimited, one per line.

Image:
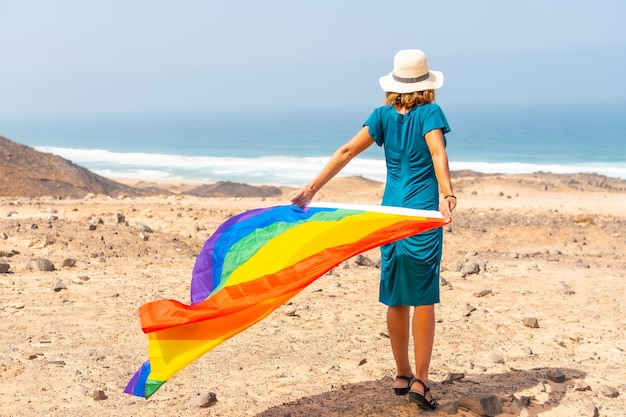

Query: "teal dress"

xmin=364 ymin=103 xmax=450 ymax=306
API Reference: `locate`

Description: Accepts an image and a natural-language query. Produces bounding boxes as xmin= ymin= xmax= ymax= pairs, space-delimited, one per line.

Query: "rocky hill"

xmin=0 ymin=135 xmax=170 ymax=199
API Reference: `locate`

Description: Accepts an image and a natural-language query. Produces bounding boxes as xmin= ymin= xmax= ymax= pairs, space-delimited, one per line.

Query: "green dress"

xmin=364 ymin=103 xmax=451 ymax=306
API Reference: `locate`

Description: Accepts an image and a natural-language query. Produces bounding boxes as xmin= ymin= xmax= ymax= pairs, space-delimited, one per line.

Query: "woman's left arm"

xmin=290 ymin=126 xmax=375 ymax=208
xmin=425 ymin=128 xmax=456 ymax=222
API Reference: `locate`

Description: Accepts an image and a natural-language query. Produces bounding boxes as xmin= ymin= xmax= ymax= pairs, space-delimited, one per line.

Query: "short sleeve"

xmin=364 ymin=107 xmax=386 ymax=146
xmin=423 ymin=104 xmax=451 ymax=136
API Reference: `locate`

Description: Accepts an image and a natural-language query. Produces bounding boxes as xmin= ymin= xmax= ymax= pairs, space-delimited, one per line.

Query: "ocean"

xmin=2 ymin=103 xmax=625 ymax=186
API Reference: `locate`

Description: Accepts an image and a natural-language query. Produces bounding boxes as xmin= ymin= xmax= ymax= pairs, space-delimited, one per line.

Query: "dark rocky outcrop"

xmin=184 ymin=181 xmax=282 ymax=198
xmin=0 ymin=135 xmax=169 ymax=198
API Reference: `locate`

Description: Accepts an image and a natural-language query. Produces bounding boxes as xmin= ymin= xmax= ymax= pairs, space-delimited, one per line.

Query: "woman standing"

xmin=291 ymin=49 xmax=456 ymax=410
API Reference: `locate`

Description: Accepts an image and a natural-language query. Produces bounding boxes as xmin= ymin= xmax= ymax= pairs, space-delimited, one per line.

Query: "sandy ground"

xmin=0 ymin=173 xmax=625 ymax=417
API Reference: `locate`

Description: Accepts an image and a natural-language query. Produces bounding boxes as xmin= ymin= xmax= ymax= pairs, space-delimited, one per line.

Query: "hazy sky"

xmin=1 ymin=0 xmax=624 ymax=117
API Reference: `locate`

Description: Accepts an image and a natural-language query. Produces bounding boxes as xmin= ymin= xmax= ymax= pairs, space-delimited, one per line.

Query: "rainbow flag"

xmin=124 ymin=203 xmax=447 ymax=398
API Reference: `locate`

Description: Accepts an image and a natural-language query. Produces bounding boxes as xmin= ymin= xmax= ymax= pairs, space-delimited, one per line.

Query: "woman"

xmin=291 ymin=49 xmax=456 ymax=410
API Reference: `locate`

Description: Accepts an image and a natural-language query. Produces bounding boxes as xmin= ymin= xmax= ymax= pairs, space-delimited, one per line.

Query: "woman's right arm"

xmin=424 ymin=128 xmax=456 ymax=222
xmin=290 ymin=126 xmax=375 ymax=208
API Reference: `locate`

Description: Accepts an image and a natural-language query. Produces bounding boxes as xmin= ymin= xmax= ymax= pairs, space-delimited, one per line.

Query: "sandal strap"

xmin=395 ymin=374 xmax=414 ymax=383
xmin=413 ymin=378 xmax=431 ymax=393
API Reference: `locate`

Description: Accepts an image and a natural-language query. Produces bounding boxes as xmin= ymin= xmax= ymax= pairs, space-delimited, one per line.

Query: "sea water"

xmin=1 ymin=103 xmax=625 ymax=186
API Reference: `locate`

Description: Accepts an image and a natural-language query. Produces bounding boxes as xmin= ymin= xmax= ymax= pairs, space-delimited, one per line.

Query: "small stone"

xmin=353 ymin=254 xmax=377 ymax=267
xmin=573 ymin=379 xmax=591 ymax=391
xmin=25 ymin=258 xmax=55 ymax=272
xmin=139 ymin=232 xmax=149 ymax=241
xmin=138 ymin=224 xmax=153 ymax=233
xmin=597 ymin=385 xmax=619 ymax=398
xmin=113 ymin=213 xmax=126 ymax=224
xmin=93 ymin=390 xmax=107 ymax=400
xmin=473 ymin=289 xmax=492 ymax=297
xmin=523 ymin=317 xmax=540 ymax=328
xmin=54 ymin=281 xmax=67 ymax=292
xmin=458 ymin=393 xmax=502 ymax=416
xmin=0 ymin=263 xmax=9 ymax=273
xmin=442 ymin=372 xmax=465 ymax=383
xmin=187 ymin=392 xmax=217 ymax=408
xmin=546 ymin=369 xmax=566 ymax=383
xmin=581 ymin=405 xmax=600 ymax=417
xmin=461 ymin=262 xmax=480 ymax=276
xmin=62 ymin=258 xmax=76 ymax=267
xmin=463 ymin=304 xmax=477 ymax=317
xmin=357 ymin=358 xmax=367 ymax=366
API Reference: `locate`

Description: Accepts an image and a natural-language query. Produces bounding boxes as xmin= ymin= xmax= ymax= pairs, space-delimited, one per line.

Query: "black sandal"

xmin=408 ymin=378 xmax=438 ymax=410
xmin=393 ymin=374 xmax=415 ymax=396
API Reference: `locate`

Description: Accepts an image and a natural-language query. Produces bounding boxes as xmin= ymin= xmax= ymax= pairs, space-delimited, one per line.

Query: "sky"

xmin=1 ymin=0 xmax=625 ymax=118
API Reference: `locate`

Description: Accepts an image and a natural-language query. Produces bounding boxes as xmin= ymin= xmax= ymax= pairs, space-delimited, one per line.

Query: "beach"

xmin=1 ymin=173 xmax=625 ymax=417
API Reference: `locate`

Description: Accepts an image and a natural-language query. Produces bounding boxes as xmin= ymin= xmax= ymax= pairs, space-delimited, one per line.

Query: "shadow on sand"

xmin=254 ymin=367 xmax=586 ymax=417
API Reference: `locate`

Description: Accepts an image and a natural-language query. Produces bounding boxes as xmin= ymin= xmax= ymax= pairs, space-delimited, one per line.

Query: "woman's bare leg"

xmin=411 ymin=304 xmax=435 ymax=398
xmin=387 ymin=305 xmax=412 ymax=388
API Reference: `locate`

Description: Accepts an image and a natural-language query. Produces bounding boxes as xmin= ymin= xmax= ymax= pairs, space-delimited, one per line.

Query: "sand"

xmin=0 ymin=173 xmax=625 ymax=417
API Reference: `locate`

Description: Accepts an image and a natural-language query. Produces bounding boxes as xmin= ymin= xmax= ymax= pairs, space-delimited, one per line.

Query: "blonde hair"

xmin=385 ymin=89 xmax=436 ymax=109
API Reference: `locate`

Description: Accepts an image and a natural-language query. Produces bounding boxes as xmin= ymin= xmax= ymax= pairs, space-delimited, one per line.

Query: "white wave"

xmin=36 ymin=146 xmax=625 ymax=186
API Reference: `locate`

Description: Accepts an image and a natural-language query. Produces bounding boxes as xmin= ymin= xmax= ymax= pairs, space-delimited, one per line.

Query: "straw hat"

xmin=379 ymin=49 xmax=444 ymax=93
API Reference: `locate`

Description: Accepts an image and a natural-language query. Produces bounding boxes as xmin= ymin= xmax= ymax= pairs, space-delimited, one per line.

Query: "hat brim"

xmin=379 ymin=70 xmax=444 ymax=93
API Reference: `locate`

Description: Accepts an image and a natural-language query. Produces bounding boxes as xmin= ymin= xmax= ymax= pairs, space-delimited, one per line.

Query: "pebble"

xmin=353 ymin=254 xmax=377 ymax=267
xmin=458 ymin=393 xmax=502 ymax=417
xmin=442 ymin=372 xmax=465 ymax=383
xmin=597 ymin=384 xmax=619 ymax=398
xmin=92 ymin=390 xmax=107 ymax=401
xmin=581 ymin=405 xmax=600 ymax=417
xmin=523 ymin=317 xmax=540 ymax=328
xmin=113 ymin=213 xmax=126 ymax=224
xmin=461 ymin=262 xmax=480 ymax=276
xmin=546 ymin=369 xmax=566 ymax=383
xmin=25 ymin=258 xmax=55 ymax=271
xmin=54 ymin=280 xmax=67 ymax=292
xmin=0 ymin=263 xmax=9 ymax=273
xmin=573 ymin=378 xmax=591 ymax=391
xmin=463 ymin=304 xmax=477 ymax=317
xmin=62 ymin=258 xmax=76 ymax=267
xmin=187 ymin=392 xmax=217 ymax=408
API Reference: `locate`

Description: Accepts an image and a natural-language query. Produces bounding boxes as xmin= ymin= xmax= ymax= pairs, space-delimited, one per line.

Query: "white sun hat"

xmin=379 ymin=49 xmax=444 ymax=93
